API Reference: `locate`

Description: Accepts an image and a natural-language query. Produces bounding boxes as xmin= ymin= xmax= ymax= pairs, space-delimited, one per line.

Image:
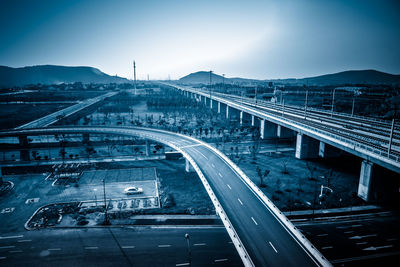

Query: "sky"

xmin=0 ymin=0 xmax=399 ymax=80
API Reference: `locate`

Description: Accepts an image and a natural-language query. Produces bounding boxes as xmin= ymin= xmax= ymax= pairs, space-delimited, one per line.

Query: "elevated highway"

xmin=164 ymin=83 xmax=400 ymax=201
xmin=0 ymin=126 xmax=331 ymax=267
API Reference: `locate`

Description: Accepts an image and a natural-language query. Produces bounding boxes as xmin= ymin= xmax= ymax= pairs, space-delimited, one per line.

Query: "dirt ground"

xmin=236 ymin=150 xmax=364 ymax=211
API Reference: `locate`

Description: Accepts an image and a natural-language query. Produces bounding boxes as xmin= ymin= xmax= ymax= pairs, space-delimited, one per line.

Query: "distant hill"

xmin=274 ymin=70 xmax=400 ymax=86
xmin=0 ymin=65 xmax=129 ymax=87
xmin=179 ymin=69 xmax=400 ymax=86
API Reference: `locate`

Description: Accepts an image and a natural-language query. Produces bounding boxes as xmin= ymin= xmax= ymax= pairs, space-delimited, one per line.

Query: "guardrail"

xmin=169 ymin=85 xmax=400 ymax=164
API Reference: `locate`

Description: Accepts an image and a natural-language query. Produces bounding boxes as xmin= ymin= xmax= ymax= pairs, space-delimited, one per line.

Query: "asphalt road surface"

xmin=0 ymin=126 xmax=326 ymax=266
xmin=0 ymin=227 xmax=241 ymax=267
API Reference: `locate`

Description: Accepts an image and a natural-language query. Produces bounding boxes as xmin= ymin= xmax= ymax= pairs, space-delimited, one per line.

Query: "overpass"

xmin=0 ymin=126 xmax=331 ymax=267
xmin=164 ymin=83 xmax=400 ymax=201
xmin=15 ymin=91 xmax=118 ymax=129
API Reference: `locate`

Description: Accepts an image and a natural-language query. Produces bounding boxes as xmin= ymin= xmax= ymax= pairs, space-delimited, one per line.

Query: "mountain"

xmin=273 ymin=70 xmax=400 ymax=86
xmin=179 ymin=70 xmax=400 ymax=86
xmin=0 ymin=65 xmax=129 ymax=87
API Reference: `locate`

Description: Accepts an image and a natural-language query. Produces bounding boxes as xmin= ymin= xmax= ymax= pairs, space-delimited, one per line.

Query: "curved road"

xmin=0 ymin=126 xmax=330 ymax=267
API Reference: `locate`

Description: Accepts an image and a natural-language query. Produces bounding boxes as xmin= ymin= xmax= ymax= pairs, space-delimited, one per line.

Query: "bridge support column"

xmin=260 ymin=120 xmax=278 ymax=139
xmin=295 ymin=133 xmax=319 ymax=159
xmin=277 ymin=125 xmax=295 ymax=138
xmin=210 ymin=99 xmax=213 ymax=109
xmin=240 ymin=111 xmax=252 ymax=125
xmin=18 ymin=136 xmax=30 ymax=161
xmin=358 ymin=160 xmax=374 ymax=201
xmin=185 ymin=158 xmax=195 ymax=172
xmin=217 ymin=102 xmax=221 ymax=113
xmin=319 ymin=142 xmax=342 ymax=158
xmin=82 ymin=133 xmax=90 ymax=144
xmin=226 ymin=105 xmax=230 ymax=119
xmin=251 ymin=115 xmax=255 ymax=126
xmin=145 ymin=140 xmax=150 ymax=156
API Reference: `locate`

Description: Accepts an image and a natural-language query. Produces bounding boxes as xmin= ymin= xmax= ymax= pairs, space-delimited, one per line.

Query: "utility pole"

xmin=133 ymin=61 xmax=137 ymax=95
xmin=304 ymin=90 xmax=308 ymax=119
xmin=388 ymin=118 xmax=395 ymax=156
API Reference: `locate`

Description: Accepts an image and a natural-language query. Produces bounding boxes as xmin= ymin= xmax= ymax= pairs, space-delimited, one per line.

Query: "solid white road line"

xmin=251 ymin=217 xmax=258 ymax=225
xmin=269 ymin=242 xmax=278 ymax=253
xmin=238 ymin=198 xmax=243 ymax=205
xmin=214 ymin=258 xmax=228 ymax=262
xmin=218 ymin=173 xmax=222 ymax=177
xmin=321 ymin=246 xmax=333 ymax=250
xmin=193 ymin=243 xmax=206 ymax=246
xmin=158 ymin=245 xmax=171 ymax=248
xmin=356 ymin=242 xmax=368 ymax=245
xmin=226 ymin=184 xmax=231 ymax=190
xmin=0 ymin=235 xmax=23 ymax=240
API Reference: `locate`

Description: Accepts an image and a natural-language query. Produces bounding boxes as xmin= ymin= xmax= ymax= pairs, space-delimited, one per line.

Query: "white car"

xmin=124 ymin=186 xmax=143 ymax=195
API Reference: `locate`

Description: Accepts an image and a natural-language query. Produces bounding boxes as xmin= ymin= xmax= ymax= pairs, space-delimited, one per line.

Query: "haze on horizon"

xmin=0 ymin=0 xmax=399 ymax=80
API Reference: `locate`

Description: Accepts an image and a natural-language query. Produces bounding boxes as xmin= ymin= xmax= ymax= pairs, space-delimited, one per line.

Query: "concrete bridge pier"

xmin=277 ymin=125 xmax=295 ymax=139
xmin=18 ymin=135 xmax=30 ymax=161
xmin=145 ymin=140 xmax=151 ymax=156
xmin=217 ymin=102 xmax=221 ymax=113
xmin=295 ymin=133 xmax=320 ymax=159
xmin=240 ymin=111 xmax=252 ymax=125
xmin=210 ymin=99 xmax=213 ymax=109
xmin=260 ymin=120 xmax=278 ymax=139
xmin=185 ymin=158 xmax=195 ymax=172
xmin=251 ymin=115 xmax=255 ymax=126
xmin=358 ymin=160 xmax=374 ymax=201
xmin=319 ymin=142 xmax=342 ymax=158
xmin=82 ymin=133 xmax=90 ymax=144
xmin=226 ymin=105 xmax=230 ymax=119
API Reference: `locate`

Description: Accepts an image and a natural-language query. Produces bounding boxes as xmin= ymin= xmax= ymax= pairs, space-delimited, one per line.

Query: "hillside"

xmin=179 ymin=70 xmax=400 ymax=86
xmin=0 ymin=65 xmax=129 ymax=87
xmin=278 ymin=69 xmax=400 ymax=86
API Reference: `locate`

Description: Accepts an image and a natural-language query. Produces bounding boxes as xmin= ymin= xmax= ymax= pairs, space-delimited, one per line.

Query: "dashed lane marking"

xmin=176 ymin=263 xmax=190 ymax=266
xmin=17 ymin=240 xmax=31 ymax=243
xmin=269 ymin=242 xmax=278 ymax=253
xmin=0 ymin=246 xmax=15 ymax=249
xmin=251 ymin=217 xmax=258 ymax=225
xmin=0 ymin=235 xmax=23 ymax=240
xmin=321 ymin=246 xmax=333 ymax=250
xmin=218 ymin=173 xmax=222 ymax=178
xmin=214 ymin=259 xmax=228 ymax=262
xmin=227 ymin=184 xmax=231 ymax=190
xmin=193 ymin=243 xmax=206 ymax=246
xmin=238 ymin=198 xmax=243 ymax=205
xmin=158 ymin=245 xmax=171 ymax=248
xmin=121 ymin=246 xmax=135 ymax=249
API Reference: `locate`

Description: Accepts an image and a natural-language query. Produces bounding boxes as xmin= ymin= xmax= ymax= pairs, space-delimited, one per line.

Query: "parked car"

xmin=124 ymin=186 xmax=143 ymax=195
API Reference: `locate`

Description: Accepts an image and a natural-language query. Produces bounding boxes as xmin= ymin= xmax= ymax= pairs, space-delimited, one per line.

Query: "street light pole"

xmin=209 ymin=70 xmax=213 ymax=100
xmin=185 ymin=233 xmax=192 ymax=266
xmin=255 ymin=86 xmax=258 ymax=105
xmin=102 ymin=178 xmax=109 ymax=225
xmin=331 ymin=89 xmax=336 ymax=117
xmin=304 ymin=90 xmax=308 ymax=119
xmin=388 ymin=118 xmax=395 ymax=156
